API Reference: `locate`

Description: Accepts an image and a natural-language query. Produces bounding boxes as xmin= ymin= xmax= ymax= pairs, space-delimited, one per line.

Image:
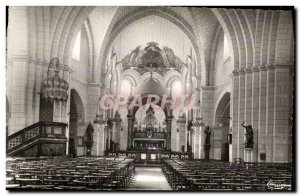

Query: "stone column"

xmin=245 ymin=148 xmax=253 ymax=162
xmin=113 ymin=112 xmax=122 ymax=150
xmin=245 ymin=67 xmax=255 ymax=162
xmin=199 ymin=125 xmax=206 ymax=159
xmin=190 ymin=129 xmax=194 ymax=154
xmin=251 ymin=66 xmax=260 ymax=162
xmin=265 ymin=64 xmax=275 ymax=162
xmin=120 ymin=118 xmax=128 ymax=151
xmin=63 ymin=66 xmax=71 ymax=154
xmin=177 ymin=114 xmax=187 ymax=152
xmin=107 ymin=125 xmax=111 ymax=151
xmin=200 ymin=86 xmax=214 ymax=127
xmin=230 ymin=70 xmax=239 ymax=161
xmin=7 ymin=7 xmax=30 ymax=134
xmin=86 ymin=83 xmax=102 ymax=126
xmin=127 ymin=113 xmax=134 ymax=149
xmin=212 ymin=126 xmax=222 ymax=160
xmin=193 ymin=116 xmax=202 ymax=159
xmin=111 ymin=121 xmax=116 ymax=143
xmin=238 ymin=68 xmax=246 ymax=160
xmin=273 ymin=64 xmax=292 ymax=162
xmin=171 ymin=118 xmax=178 ymax=151
xmin=193 ymin=127 xmax=200 ymax=159
xmin=258 ymin=65 xmax=267 ymax=162
xmin=92 ymin=113 xmax=106 ymax=156
xmin=193 ymin=126 xmax=200 ymax=159
xmin=166 ymin=115 xmax=173 ymax=150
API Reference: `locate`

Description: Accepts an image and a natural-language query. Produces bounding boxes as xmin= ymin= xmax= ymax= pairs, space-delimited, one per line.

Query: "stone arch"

xmin=122 ymin=76 xmax=138 ymax=89
xmin=99 ymin=8 xmax=202 ymax=85
xmin=70 ymin=89 xmax=85 ymax=123
xmin=234 ymin=9 xmax=254 ymax=68
xmin=225 ymin=9 xmax=247 ymax=68
xmin=50 ymin=7 xmax=94 ymax=63
xmin=68 ymin=88 xmax=85 ymax=156
xmin=165 ymin=74 xmax=182 ymax=88
xmin=164 ymin=69 xmax=182 ymax=81
xmin=211 ymin=8 xmax=240 ymax=70
xmin=214 ymin=92 xmax=231 ymax=161
xmin=46 ymin=7 xmax=205 ymax=86
xmin=208 ymin=26 xmax=223 ymax=86
xmin=268 ymin=11 xmax=280 ymax=65
xmin=121 ymin=69 xmax=141 ymax=87
xmin=83 ymin=20 xmax=95 ymax=83
xmin=141 ymin=72 xmax=164 ymax=84
xmin=275 ymin=11 xmax=294 ymax=65
xmin=214 ymin=92 xmax=231 ymax=126
xmin=61 ymin=7 xmax=95 ymax=65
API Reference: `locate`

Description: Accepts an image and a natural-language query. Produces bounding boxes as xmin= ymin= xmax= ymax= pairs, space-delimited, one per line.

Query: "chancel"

xmin=6 ymin=6 xmax=294 ymax=191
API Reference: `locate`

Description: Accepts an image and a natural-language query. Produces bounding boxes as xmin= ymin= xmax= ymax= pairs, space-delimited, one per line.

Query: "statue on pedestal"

xmin=242 ymin=121 xmax=254 ymax=148
xmin=85 ymin=122 xmax=94 ymax=156
xmin=204 ymin=126 xmax=211 ymax=160
xmin=204 ymin=126 xmax=211 ymax=145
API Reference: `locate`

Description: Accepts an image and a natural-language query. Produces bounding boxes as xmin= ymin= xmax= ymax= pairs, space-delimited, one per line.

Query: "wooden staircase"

xmin=7 ymin=122 xmax=68 ymax=157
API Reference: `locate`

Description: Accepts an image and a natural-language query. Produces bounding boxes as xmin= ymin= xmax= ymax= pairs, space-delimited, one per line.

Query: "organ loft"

xmin=5 ymin=6 xmax=295 ymax=191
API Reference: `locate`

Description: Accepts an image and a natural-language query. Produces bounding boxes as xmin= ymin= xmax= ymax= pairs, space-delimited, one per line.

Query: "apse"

xmin=135 ymin=104 xmax=165 ymax=126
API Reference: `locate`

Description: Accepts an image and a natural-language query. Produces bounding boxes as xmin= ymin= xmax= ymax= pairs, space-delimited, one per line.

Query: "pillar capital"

xmin=259 ymin=64 xmax=267 ymax=71
xmin=238 ymin=67 xmax=246 ymax=74
xmin=201 ymin=85 xmax=214 ymax=91
xmin=266 ymin=64 xmax=275 ymax=70
xmin=251 ymin=65 xmax=260 ymax=72
xmin=273 ymin=63 xmax=293 ymax=69
xmin=245 ymin=67 xmax=252 ymax=73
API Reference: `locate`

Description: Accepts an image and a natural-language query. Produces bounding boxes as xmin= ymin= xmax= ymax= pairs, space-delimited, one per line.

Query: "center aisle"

xmin=127 ymin=167 xmax=172 ymax=190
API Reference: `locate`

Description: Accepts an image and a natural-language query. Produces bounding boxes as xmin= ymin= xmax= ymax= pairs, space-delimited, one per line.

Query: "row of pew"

xmin=6 ymin=156 xmax=135 ymax=190
xmin=162 ymin=159 xmax=293 ymax=191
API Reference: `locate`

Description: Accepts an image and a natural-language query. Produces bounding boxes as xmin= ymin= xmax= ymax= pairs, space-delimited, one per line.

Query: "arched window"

xmin=120 ymin=79 xmax=131 ymax=95
xmin=171 ymin=80 xmax=182 ymax=97
xmin=72 ymin=30 xmax=81 ymax=61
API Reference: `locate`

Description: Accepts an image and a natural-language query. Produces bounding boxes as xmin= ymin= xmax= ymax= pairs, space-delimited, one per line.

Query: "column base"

xmin=244 ymin=148 xmax=253 ymax=162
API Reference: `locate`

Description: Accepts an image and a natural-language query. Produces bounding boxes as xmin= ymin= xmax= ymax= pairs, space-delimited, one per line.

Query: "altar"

xmin=105 ymin=105 xmax=192 ymax=164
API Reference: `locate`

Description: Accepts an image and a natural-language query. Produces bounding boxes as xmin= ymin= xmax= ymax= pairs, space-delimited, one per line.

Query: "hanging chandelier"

xmin=41 ymin=58 xmax=69 ymax=101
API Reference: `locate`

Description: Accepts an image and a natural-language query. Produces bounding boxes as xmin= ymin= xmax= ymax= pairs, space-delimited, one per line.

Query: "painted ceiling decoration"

xmin=120 ymin=42 xmax=185 ymax=75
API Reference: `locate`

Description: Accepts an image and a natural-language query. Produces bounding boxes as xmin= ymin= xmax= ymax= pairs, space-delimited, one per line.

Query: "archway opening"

xmin=120 ymin=79 xmax=132 ymax=96
xmin=215 ymin=92 xmax=231 ymax=162
xmin=69 ymin=89 xmax=85 ymax=156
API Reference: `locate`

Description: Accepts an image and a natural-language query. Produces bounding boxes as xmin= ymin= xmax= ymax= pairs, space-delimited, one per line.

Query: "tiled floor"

xmin=127 ymin=167 xmax=172 ymax=190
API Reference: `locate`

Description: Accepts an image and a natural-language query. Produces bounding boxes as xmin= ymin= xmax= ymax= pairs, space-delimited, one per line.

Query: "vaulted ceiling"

xmin=110 ymin=15 xmax=194 ymax=63
xmin=86 ymin=7 xmax=221 ymax=70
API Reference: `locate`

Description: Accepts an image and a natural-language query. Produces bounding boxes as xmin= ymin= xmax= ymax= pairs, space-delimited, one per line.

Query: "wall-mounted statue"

xmin=85 ymin=122 xmax=94 ymax=155
xmin=187 ymin=120 xmax=193 ymax=132
xmin=204 ymin=126 xmax=211 ymax=145
xmin=107 ymin=118 xmax=113 ymax=129
xmin=242 ymin=121 xmax=254 ymax=148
